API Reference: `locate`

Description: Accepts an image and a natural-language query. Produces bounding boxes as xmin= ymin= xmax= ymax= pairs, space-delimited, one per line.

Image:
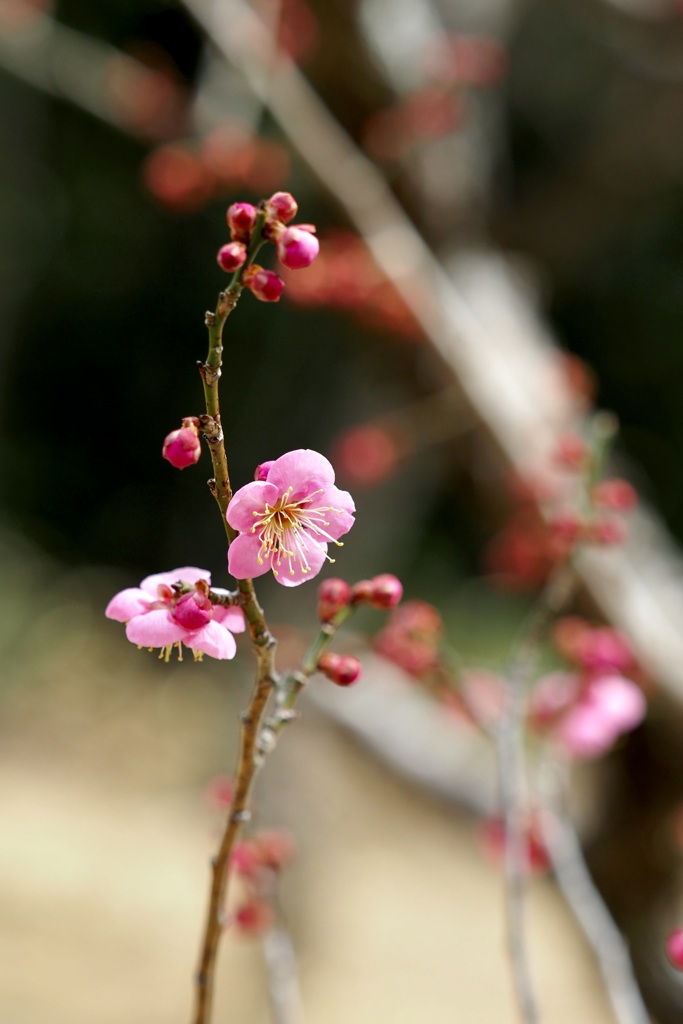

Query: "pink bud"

xmin=234 ymin=899 xmax=274 ymax=934
xmin=586 ymin=515 xmax=628 ymax=546
xmin=553 ymin=432 xmax=588 ymax=469
xmin=592 ymin=478 xmax=638 ymax=512
xmin=256 ymin=829 xmax=296 ymax=869
xmin=231 ymin=839 xmax=263 ymax=877
xmin=317 ymin=578 xmax=352 ymax=621
xmin=173 ymin=590 xmax=213 ymax=630
xmin=667 ymin=928 xmax=683 ymax=970
xmin=367 ymin=574 xmax=403 ymax=610
xmin=318 ymin=652 xmax=362 ymax=686
xmin=244 ymin=266 xmax=284 ymax=302
xmin=350 ymin=579 xmax=374 ymax=604
xmin=204 ymin=774 xmax=234 ymax=810
xmin=268 ymin=191 xmax=298 ymax=223
xmin=254 ymin=460 xmax=275 ymax=481
xmin=217 ymin=241 xmax=247 ymax=272
xmin=277 ymin=225 xmax=319 ymax=269
xmin=162 ymin=419 xmax=201 ymax=469
xmin=227 ymin=202 xmax=258 ymax=238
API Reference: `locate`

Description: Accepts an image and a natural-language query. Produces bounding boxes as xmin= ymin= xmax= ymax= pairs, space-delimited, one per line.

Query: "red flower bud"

xmin=162 ymin=417 xmax=201 ymax=469
xmin=317 ymin=577 xmax=352 ymax=621
xmin=268 ymin=190 xmax=298 ymax=223
xmin=667 ymin=928 xmax=683 ymax=970
xmin=243 ymin=265 xmax=284 ymax=302
xmin=318 ymin=652 xmax=362 ymax=686
xmin=217 ymin=241 xmax=247 ymax=272
xmin=227 ymin=201 xmax=258 ymax=238
xmin=368 ymin=574 xmax=403 ymax=609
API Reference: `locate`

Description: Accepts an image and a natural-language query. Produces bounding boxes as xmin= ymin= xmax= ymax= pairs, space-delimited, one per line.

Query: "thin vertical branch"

xmin=495 ymin=564 xmax=577 ymax=1024
xmin=538 ymin=761 xmax=651 ymax=1024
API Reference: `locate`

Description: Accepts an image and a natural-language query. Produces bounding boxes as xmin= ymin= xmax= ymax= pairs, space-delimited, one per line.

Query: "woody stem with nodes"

xmin=192 ymin=208 xmax=277 ymax=1024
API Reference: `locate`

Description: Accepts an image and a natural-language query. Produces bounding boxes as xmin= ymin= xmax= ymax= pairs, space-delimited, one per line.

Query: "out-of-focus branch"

xmin=538 ymin=759 xmax=652 ymax=1024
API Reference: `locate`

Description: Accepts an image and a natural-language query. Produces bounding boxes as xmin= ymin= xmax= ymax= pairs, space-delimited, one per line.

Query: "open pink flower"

xmin=226 ymin=449 xmax=355 ymax=586
xmin=105 ymin=567 xmax=245 ymax=660
xmin=556 ymin=673 xmax=646 ymax=758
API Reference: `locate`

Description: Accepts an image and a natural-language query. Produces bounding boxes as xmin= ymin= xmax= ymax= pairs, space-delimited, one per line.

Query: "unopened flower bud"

xmin=667 ymin=928 xmax=683 ymax=970
xmin=592 ymin=478 xmax=638 ymax=512
xmin=318 ymin=652 xmax=362 ymax=686
xmin=227 ymin=201 xmax=258 ymax=239
xmin=367 ymin=574 xmax=403 ymax=609
xmin=173 ymin=590 xmax=213 ymax=630
xmin=254 ymin=460 xmax=275 ymax=481
xmin=243 ymin=265 xmax=284 ymax=302
xmin=234 ymin=899 xmax=274 ymax=935
xmin=277 ymin=225 xmax=319 ymax=269
xmin=268 ymin=191 xmax=298 ymax=223
xmin=217 ymin=241 xmax=247 ymax=272
xmin=350 ymin=579 xmax=374 ymax=604
xmin=317 ymin=578 xmax=352 ymax=621
xmin=586 ymin=515 xmax=628 ymax=546
xmin=162 ymin=417 xmax=201 ymax=469
xmin=553 ymin=432 xmax=588 ymax=469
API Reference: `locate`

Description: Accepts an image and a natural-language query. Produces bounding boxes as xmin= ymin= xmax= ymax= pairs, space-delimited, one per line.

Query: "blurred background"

xmin=3 ymin=0 xmax=683 ymax=1020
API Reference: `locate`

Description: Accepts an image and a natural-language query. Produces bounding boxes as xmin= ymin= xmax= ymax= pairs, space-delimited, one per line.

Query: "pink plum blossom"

xmin=226 ymin=449 xmax=355 ymax=586
xmin=557 ymin=673 xmax=646 ymax=758
xmin=105 ymin=567 xmax=245 ymax=660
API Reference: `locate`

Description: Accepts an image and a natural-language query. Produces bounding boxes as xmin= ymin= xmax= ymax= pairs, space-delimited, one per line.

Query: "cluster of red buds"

xmin=527 ymin=616 xmax=647 ymax=759
xmin=314 ymin=574 xmax=403 ymax=687
xmin=228 ymin=828 xmax=296 ymax=936
xmin=284 ymin=228 xmax=424 ymax=340
xmin=362 ymin=33 xmax=507 ymax=163
xmin=485 ymin=421 xmax=639 ymax=591
xmin=373 ymin=600 xmax=443 ymax=678
xmin=317 ymin=574 xmax=404 ymax=622
xmin=217 ymin=191 xmax=319 ymax=302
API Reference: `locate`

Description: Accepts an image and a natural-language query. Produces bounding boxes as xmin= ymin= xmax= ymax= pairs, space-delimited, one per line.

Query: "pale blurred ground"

xmin=0 ymin=532 xmax=619 ymax=1024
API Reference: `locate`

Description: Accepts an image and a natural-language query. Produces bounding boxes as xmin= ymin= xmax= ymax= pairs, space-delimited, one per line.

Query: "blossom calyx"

xmin=162 ymin=417 xmax=201 ymax=469
xmin=318 ymin=652 xmax=362 ymax=686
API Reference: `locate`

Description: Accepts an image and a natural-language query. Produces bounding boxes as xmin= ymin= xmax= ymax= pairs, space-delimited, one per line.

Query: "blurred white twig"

xmin=538 ymin=759 xmax=652 ymax=1024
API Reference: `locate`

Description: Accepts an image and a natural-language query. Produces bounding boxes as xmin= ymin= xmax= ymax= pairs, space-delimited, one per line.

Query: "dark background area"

xmin=2 ymin=0 xmax=683 ymax=592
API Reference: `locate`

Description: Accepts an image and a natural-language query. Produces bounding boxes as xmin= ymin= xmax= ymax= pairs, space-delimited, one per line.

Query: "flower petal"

xmin=315 ymin=484 xmax=355 ymax=540
xmin=228 ymin=532 xmax=271 ymax=580
xmin=273 ymin=535 xmax=327 ymax=586
xmin=226 ymin=481 xmax=279 ymax=532
xmin=267 ymin=449 xmax=335 ymax=500
xmin=105 ymin=588 xmax=152 ymax=622
xmin=126 ymin=608 xmax=186 ymax=647
xmin=213 ymin=606 xmax=247 ymax=633
xmin=186 ymin=620 xmax=237 ymax=660
xmin=140 ymin=567 xmax=212 ymax=593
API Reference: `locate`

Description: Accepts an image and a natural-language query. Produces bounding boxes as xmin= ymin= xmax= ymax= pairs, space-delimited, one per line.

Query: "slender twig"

xmin=192 ymin=215 xmax=278 ymax=1024
xmin=495 ymin=564 xmax=577 ymax=1024
xmin=538 ymin=759 xmax=651 ymax=1024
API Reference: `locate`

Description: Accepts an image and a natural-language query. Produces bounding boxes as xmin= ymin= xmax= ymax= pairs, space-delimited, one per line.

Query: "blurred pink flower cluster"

xmin=529 ymin=617 xmax=647 ymax=759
